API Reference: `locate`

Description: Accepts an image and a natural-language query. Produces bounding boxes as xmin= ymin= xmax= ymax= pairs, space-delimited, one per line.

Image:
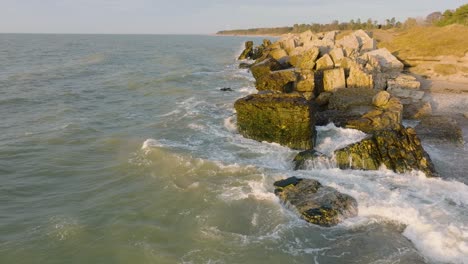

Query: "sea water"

xmin=0 ymin=34 xmax=467 ymax=264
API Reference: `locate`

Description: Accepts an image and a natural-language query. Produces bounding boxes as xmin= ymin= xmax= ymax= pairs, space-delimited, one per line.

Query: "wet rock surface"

xmin=274 ymin=177 xmax=358 ymax=227
xmin=334 ymin=127 xmax=437 ymax=177
xmin=234 ymin=93 xmax=317 ymax=150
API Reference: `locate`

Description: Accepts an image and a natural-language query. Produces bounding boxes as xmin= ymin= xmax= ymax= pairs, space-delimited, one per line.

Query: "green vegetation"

xmin=436 ymin=4 xmax=468 ymax=26
xmin=217 ymin=17 xmax=401 ymax=35
xmin=379 ymin=25 xmax=468 ymax=58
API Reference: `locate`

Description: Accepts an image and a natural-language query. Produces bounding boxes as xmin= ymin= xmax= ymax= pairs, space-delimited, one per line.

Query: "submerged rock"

xmin=334 ymin=127 xmax=437 ymax=177
xmin=234 ymin=93 xmax=317 ymax=150
xmin=274 ymin=177 xmax=358 ymax=227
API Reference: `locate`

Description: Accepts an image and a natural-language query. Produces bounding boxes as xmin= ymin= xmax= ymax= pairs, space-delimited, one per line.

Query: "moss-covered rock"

xmin=255 ymin=69 xmax=297 ymax=92
xmin=234 ymin=94 xmax=317 ymax=150
xmin=294 ymin=69 xmax=315 ymax=93
xmin=334 ymin=127 xmax=437 ymax=177
xmin=274 ymin=177 xmax=358 ymax=227
xmin=250 ymin=57 xmax=283 ymax=80
xmin=289 ymin=47 xmax=320 ymax=70
xmin=347 ymin=65 xmax=373 ymax=89
xmin=238 ymin=41 xmax=254 ymax=60
xmin=315 ymin=54 xmax=334 ymax=71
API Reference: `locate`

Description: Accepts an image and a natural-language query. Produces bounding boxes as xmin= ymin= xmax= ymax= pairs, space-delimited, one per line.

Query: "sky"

xmin=0 ymin=0 xmax=465 ymax=34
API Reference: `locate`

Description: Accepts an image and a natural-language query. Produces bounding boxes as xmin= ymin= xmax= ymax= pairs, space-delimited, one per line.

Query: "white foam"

xmin=219 ymin=175 xmax=277 ymax=202
xmin=315 ymin=123 xmax=368 ymax=156
xmin=295 ymin=168 xmax=468 ymax=264
xmin=188 ymin=123 xmax=205 ymax=131
xmin=223 ymin=115 xmax=237 ymax=133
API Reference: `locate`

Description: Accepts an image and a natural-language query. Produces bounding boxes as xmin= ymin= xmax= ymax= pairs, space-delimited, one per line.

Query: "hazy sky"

xmin=0 ymin=0 xmax=465 ymax=34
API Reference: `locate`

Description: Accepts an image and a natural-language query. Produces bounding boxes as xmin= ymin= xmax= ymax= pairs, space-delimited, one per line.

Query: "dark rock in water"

xmin=293 ymin=150 xmax=325 ymax=170
xmin=334 ymin=126 xmax=437 ymax=177
xmin=239 ymin=62 xmax=252 ymax=69
xmin=234 ymin=93 xmax=316 ymax=150
xmin=220 ymin=87 xmax=233 ymax=92
xmin=415 ymin=115 xmax=463 ymax=145
xmin=274 ymin=177 xmax=358 ymax=227
xmin=238 ymin=41 xmax=254 ymax=60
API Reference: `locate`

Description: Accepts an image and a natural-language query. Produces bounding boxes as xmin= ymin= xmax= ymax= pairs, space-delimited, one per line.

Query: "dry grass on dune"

xmin=378 ymin=25 xmax=468 ymax=58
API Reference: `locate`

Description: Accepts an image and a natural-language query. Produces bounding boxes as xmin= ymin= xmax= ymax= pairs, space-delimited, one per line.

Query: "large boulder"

xmin=250 ymin=57 xmax=283 ymax=80
xmin=294 ymin=69 xmax=315 ymax=93
xmin=329 ymin=48 xmax=345 ymax=67
xmin=289 ymin=47 xmax=320 ymax=70
xmin=346 ymin=92 xmax=403 ymax=133
xmin=334 ymin=126 xmax=437 ymax=177
xmin=364 ymin=48 xmax=404 ymax=72
xmin=255 ymin=69 xmax=296 ymax=92
xmin=274 ymin=177 xmax=358 ymax=227
xmin=238 ymin=41 xmax=254 ymax=60
xmin=316 ymin=54 xmax=334 ymax=71
xmin=323 ymin=68 xmax=346 ymax=92
xmin=269 ymin=48 xmax=289 ymax=61
xmin=347 ymin=65 xmax=374 ymax=89
xmin=234 ymin=94 xmax=317 ymax=150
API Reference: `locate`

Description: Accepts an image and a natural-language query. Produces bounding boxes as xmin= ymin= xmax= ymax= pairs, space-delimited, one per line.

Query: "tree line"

xmin=217 ymin=4 xmax=467 ymax=35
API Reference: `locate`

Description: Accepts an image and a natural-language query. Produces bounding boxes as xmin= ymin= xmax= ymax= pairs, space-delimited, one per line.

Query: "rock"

xmin=255 ymin=69 xmax=297 ymax=92
xmin=274 ymin=177 xmax=358 ymax=227
xmin=464 ymin=112 xmax=468 ymax=119
xmin=334 ymin=127 xmax=437 ymax=177
xmin=295 ymin=69 xmax=315 ymax=93
xmin=316 ymin=109 xmax=364 ymax=127
xmin=299 ymin=30 xmax=315 ymax=44
xmin=239 ymin=62 xmax=252 ymax=69
xmin=323 ymin=68 xmax=346 ymax=92
xmin=329 ymin=48 xmax=345 ymax=67
xmin=415 ymin=116 xmax=464 ymax=144
xmin=347 ymin=65 xmax=373 ymax=89
xmin=361 ymin=38 xmax=377 ymax=52
xmin=220 ymin=87 xmax=233 ymax=92
xmin=279 ymin=37 xmax=298 ymax=54
xmin=403 ymin=101 xmax=432 ymax=119
xmin=315 ymin=92 xmax=333 ymax=106
xmin=364 ymin=48 xmax=404 ymax=72
xmin=250 ymin=57 xmax=283 ymax=80
xmin=263 ymin=39 xmax=272 ymax=47
xmin=387 ymin=74 xmax=421 ymax=90
xmin=234 ymin=93 xmax=317 ymax=149
xmin=269 ymin=48 xmax=289 ymax=61
xmin=293 ymin=150 xmax=325 ymax=170
xmin=352 ymin=30 xmax=376 ymax=52
xmin=323 ymin=30 xmax=338 ymax=41
xmin=387 ymin=87 xmax=425 ymax=102
xmin=372 ymin=91 xmax=391 ymax=107
xmin=238 ymin=41 xmax=254 ymax=60
xmin=316 ymin=54 xmax=334 ymax=71
xmin=337 ymin=34 xmax=361 ymax=51
xmin=289 ymin=47 xmax=319 ymax=70
xmin=347 ymin=97 xmax=403 ymax=133
xmin=328 ymin=87 xmax=377 ymax=111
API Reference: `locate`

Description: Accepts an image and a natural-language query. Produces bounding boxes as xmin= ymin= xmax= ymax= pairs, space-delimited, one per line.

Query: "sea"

xmin=0 ymin=34 xmax=467 ymax=264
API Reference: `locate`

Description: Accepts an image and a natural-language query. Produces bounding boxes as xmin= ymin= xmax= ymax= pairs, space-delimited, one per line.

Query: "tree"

xmin=426 ymin=12 xmax=442 ymax=25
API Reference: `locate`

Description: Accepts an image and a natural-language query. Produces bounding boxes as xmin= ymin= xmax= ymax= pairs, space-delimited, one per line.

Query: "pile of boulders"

xmin=234 ymin=29 xmax=440 ymax=225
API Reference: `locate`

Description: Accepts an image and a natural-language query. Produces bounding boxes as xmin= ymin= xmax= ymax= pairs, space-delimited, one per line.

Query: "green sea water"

xmin=0 ymin=34 xmax=467 ymax=264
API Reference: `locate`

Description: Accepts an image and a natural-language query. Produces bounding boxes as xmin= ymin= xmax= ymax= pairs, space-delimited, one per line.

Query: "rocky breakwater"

xmin=235 ymin=29 xmax=438 ymax=225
